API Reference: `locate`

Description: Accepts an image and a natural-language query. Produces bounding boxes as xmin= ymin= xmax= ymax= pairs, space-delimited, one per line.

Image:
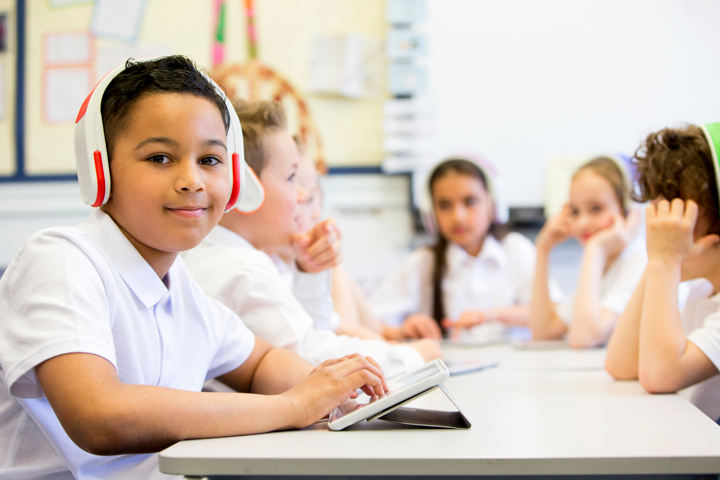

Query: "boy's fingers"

xmin=363 ymin=356 xmax=389 ymax=391
xmin=657 ymin=199 xmax=671 ymax=217
xmin=645 ymin=203 xmax=657 ymax=220
xmin=683 ymin=199 xmax=699 ymax=225
xmin=670 ymin=198 xmax=685 ymax=219
xmin=306 ymin=231 xmax=339 ymax=257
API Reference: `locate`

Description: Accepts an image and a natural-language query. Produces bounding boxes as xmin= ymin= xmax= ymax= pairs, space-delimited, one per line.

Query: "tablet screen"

xmin=331 ymin=362 xmax=444 ymax=422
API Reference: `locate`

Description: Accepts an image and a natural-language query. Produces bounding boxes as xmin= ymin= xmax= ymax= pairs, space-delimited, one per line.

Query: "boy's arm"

xmin=605 ymin=269 xmax=647 ymax=379
xmin=36 ymin=347 xmax=385 ymax=456
xmin=638 ymin=199 xmax=720 ymax=393
xmin=216 ymin=336 xmax=313 ymax=394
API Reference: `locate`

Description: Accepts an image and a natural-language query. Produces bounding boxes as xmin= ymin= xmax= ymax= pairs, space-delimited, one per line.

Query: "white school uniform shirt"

xmin=182 ymin=226 xmax=424 ymax=378
xmin=270 ymin=254 xmax=341 ymax=332
xmin=556 ymin=234 xmax=647 ymax=325
xmin=370 ymin=233 xmax=553 ymax=341
xmin=678 ymin=279 xmax=720 ymax=420
xmin=0 ymin=210 xmax=255 ymax=480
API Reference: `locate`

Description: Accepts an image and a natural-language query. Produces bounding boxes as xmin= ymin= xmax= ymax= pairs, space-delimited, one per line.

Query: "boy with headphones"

xmin=606 ymin=124 xmax=720 ymax=421
xmin=0 ymin=56 xmax=388 ymax=480
xmin=182 ymin=99 xmax=440 ymax=379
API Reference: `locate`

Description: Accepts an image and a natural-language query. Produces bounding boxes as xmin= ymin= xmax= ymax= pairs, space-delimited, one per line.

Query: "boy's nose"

xmin=176 ymin=161 xmax=204 ymax=192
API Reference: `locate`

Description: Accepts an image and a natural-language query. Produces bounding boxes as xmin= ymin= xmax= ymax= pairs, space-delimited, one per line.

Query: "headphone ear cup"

xmin=225 ymin=152 xmax=242 ymax=212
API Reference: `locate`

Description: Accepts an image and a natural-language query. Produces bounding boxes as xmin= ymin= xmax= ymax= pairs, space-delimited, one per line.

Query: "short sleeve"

xmin=688 ymin=312 xmax=720 ymax=371
xmin=0 ymin=230 xmax=117 ymax=399
xmin=504 ymin=233 xmax=564 ymax=305
xmin=204 ymin=298 xmax=256 ymax=380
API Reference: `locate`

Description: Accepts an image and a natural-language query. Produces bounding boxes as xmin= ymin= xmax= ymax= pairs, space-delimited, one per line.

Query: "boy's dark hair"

xmin=633 ymin=125 xmax=720 ymax=235
xmin=427 ymin=159 xmax=506 ymax=336
xmin=574 ymin=156 xmax=629 ymax=216
xmin=100 ymin=55 xmax=230 ymax=160
xmin=232 ymin=99 xmax=287 ymax=176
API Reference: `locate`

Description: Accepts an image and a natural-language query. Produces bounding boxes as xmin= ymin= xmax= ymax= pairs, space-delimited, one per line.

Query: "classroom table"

xmin=159 ymin=343 xmax=720 ymax=479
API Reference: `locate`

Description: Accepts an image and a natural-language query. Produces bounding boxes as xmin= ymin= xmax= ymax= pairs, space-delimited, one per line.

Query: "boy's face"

xmin=294 ymin=152 xmax=322 ymax=234
xmin=251 ymin=129 xmax=303 ymax=248
xmin=102 ymin=93 xmax=230 ymax=259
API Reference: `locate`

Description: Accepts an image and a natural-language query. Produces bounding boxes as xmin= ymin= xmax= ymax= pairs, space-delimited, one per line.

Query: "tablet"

xmin=328 ymin=359 xmax=450 ymax=431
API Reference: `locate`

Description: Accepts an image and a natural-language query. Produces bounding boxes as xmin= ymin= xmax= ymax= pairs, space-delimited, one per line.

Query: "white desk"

xmin=159 ymin=344 xmax=720 ymax=477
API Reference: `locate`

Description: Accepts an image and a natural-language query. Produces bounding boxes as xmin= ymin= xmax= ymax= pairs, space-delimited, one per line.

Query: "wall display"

xmin=44 ymin=32 xmax=92 ymax=66
xmin=43 ymin=67 xmax=91 ymax=123
xmin=90 ymin=0 xmax=147 ymax=43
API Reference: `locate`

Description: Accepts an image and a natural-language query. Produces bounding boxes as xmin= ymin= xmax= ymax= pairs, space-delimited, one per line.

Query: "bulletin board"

xmin=2 ymin=0 xmax=386 ymax=181
xmin=0 ymin=0 xmax=16 ymax=176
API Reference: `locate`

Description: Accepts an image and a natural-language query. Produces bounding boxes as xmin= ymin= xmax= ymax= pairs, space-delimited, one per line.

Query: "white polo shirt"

xmin=679 ymin=279 xmax=720 ymax=420
xmin=0 ymin=210 xmax=255 ymax=480
xmin=182 ymin=226 xmax=424 ymax=378
xmin=369 ymin=233 xmax=555 ymax=341
xmin=556 ymin=234 xmax=647 ymax=325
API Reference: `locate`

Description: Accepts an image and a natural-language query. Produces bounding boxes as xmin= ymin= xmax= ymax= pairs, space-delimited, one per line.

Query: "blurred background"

xmin=0 ymin=0 xmax=719 ymax=294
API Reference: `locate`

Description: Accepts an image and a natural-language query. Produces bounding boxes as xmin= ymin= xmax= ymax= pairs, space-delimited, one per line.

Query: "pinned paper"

xmin=91 ymin=0 xmax=147 ymax=43
xmin=49 ymin=0 xmax=93 ymax=7
xmin=44 ymin=33 xmax=93 ymax=66
xmin=0 ymin=63 xmax=5 ymax=121
xmin=44 ymin=68 xmax=92 ymax=123
xmin=96 ymin=44 xmax=171 ymax=82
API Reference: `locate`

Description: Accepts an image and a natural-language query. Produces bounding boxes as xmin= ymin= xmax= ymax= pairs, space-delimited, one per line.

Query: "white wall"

xmin=426 ymin=0 xmax=720 ymax=207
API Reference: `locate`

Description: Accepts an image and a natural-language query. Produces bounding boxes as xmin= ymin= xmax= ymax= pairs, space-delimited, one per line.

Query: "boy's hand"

xmin=293 ymin=218 xmax=342 ymax=273
xmin=281 ymin=354 xmax=388 ymax=428
xmin=536 ymin=203 xmax=573 ymax=253
xmin=587 ymin=209 xmax=642 ymax=258
xmin=401 ymin=313 xmax=442 ymax=339
xmin=646 ymin=199 xmax=719 ymax=265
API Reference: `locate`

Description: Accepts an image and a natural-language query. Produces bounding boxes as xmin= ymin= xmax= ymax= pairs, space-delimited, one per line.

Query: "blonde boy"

xmin=183 ymin=100 xmax=440 ymax=377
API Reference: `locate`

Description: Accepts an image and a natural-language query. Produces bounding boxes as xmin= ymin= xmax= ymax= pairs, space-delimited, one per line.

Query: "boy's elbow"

xmin=65 ymin=407 xmax=144 ymax=456
xmin=638 ymin=367 xmax=681 ymax=394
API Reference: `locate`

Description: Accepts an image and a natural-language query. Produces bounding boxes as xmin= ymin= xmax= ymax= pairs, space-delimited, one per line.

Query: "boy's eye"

xmin=591 ymin=205 xmax=603 ymax=213
xmin=288 ymin=173 xmax=296 ymax=182
xmin=199 ymin=156 xmax=221 ymax=166
xmin=465 ymin=197 xmax=478 ymax=207
xmin=148 ymin=154 xmax=170 ymax=164
xmin=437 ymin=201 xmax=451 ymax=210
xmin=570 ymin=208 xmax=579 ymax=217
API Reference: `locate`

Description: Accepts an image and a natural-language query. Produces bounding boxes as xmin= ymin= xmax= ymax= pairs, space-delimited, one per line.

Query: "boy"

xmin=0 ymin=56 xmax=387 ymax=479
xmin=605 ymin=124 xmax=720 ymax=420
xmin=183 ymin=100 xmax=440 ymax=378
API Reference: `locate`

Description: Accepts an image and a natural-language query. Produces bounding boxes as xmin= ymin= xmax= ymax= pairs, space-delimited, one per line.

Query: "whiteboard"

xmin=426 ymin=0 xmax=720 ymax=207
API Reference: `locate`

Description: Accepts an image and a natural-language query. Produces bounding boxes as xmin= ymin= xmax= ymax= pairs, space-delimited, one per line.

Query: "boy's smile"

xmin=101 ymin=93 xmax=230 ymax=278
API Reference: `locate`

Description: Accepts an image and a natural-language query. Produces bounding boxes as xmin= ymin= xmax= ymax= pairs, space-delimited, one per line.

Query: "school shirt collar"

xmin=445 ymin=235 xmax=508 ymax=272
xmin=203 ymin=224 xmax=254 ymax=250
xmin=78 ymin=209 xmax=172 ymax=309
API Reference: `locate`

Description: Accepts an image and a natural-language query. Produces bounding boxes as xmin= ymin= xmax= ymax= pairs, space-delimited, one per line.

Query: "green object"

xmin=215 ymin=1 xmax=226 ymax=43
xmin=702 ymin=122 xmax=720 ymax=216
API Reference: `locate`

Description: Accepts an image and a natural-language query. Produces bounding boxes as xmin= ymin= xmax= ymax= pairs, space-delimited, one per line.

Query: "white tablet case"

xmin=367 ymin=385 xmax=471 ymax=430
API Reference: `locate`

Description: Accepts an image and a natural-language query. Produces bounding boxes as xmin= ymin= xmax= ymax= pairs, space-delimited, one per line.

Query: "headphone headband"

xmin=74 ymin=57 xmax=264 ymax=213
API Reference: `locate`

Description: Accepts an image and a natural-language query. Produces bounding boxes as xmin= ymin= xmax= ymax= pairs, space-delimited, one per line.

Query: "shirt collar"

xmin=203 ymin=225 xmax=255 ymax=250
xmin=77 ymin=209 xmax=170 ymax=309
xmin=445 ymin=235 xmax=508 ymax=272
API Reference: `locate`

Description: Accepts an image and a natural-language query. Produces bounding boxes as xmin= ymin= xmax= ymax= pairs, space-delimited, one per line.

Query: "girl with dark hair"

xmin=530 ymin=156 xmax=646 ymax=348
xmin=371 ymin=155 xmax=550 ymax=341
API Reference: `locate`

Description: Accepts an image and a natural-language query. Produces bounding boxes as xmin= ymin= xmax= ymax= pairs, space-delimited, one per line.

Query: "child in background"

xmin=370 ymin=155 xmax=545 ymax=341
xmin=605 ymin=124 xmax=720 ymax=421
xmin=0 ymin=56 xmax=387 ymax=480
xmin=183 ymin=100 xmax=440 ymax=379
xmin=530 ymin=156 xmax=645 ymax=348
xmin=292 ymin=138 xmax=387 ymax=341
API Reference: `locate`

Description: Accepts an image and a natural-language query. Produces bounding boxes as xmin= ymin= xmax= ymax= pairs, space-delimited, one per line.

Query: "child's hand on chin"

xmin=293 ymin=218 xmax=342 ymax=273
xmin=536 ymin=203 xmax=573 ymax=252
xmin=645 ymin=199 xmax=720 ymax=266
xmin=281 ymin=354 xmax=388 ymax=428
xmin=587 ymin=208 xmax=642 ymax=258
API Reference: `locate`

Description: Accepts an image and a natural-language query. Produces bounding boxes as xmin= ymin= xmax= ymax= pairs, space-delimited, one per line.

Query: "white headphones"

xmin=74 ymin=58 xmax=264 ymax=213
xmin=422 ymin=152 xmax=510 ymax=225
